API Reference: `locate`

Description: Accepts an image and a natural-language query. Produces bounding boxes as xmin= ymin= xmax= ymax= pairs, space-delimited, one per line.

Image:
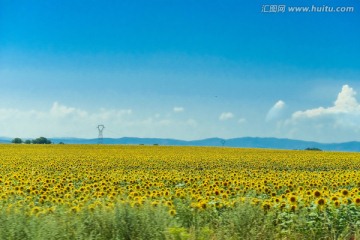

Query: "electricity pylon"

xmin=97 ymin=124 xmax=105 ymax=144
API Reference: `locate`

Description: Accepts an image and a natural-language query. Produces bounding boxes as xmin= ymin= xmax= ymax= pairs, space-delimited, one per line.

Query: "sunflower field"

xmin=1 ymin=144 xmax=360 ymax=239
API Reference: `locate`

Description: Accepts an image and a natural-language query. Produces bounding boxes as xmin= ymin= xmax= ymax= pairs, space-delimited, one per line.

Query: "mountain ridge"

xmin=1 ymin=136 xmax=360 ymax=152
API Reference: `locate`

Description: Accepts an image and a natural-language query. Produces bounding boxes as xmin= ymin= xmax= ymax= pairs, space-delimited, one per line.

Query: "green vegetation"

xmin=11 ymin=137 xmax=23 ymax=144
xmin=1 ymin=201 xmax=360 ymax=239
xmin=31 ymin=136 xmax=52 ymax=144
xmin=11 ymin=137 xmax=52 ymax=144
xmin=1 ymin=145 xmax=360 ymax=239
xmin=305 ymin=147 xmax=322 ymax=151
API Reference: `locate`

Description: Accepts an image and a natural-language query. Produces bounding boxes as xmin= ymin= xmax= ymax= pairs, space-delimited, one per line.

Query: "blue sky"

xmin=0 ymin=0 xmax=359 ymax=142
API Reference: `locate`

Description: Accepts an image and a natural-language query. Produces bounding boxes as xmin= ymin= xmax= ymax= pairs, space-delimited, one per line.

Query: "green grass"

xmin=1 ymin=201 xmax=360 ymax=240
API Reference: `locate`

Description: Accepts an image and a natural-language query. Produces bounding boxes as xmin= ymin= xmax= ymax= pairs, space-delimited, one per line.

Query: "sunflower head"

xmin=200 ymin=201 xmax=207 ymax=210
xmin=354 ymin=197 xmax=360 ymax=206
xmin=288 ymin=196 xmax=297 ymax=203
xmin=169 ymin=209 xmax=176 ymax=216
xmin=342 ymin=189 xmax=349 ymax=196
xmin=317 ymin=198 xmax=326 ymax=206
xmin=290 ymin=205 xmax=297 ymax=212
xmin=313 ymin=190 xmax=321 ymax=198
xmin=331 ymin=196 xmax=338 ymax=201
xmin=262 ymin=202 xmax=271 ymax=211
xmin=70 ymin=206 xmax=80 ymax=213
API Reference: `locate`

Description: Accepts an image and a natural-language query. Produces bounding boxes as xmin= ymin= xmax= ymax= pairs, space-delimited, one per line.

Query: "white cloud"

xmin=0 ymin=102 xmax=133 ymax=138
xmin=292 ymin=85 xmax=360 ymax=120
xmin=173 ymin=107 xmax=184 ymax=113
xmin=50 ymin=102 xmax=88 ymax=118
xmin=96 ymin=108 xmax=132 ymax=121
xmin=219 ymin=112 xmax=234 ymax=121
xmin=186 ymin=118 xmax=198 ymax=127
xmin=0 ymin=102 xmax=203 ymax=139
xmin=282 ymin=85 xmax=360 ymax=142
xmin=238 ymin=118 xmax=246 ymax=124
xmin=266 ymin=100 xmax=285 ymax=121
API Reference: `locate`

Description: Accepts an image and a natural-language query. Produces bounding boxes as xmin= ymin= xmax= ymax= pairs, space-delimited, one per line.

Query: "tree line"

xmin=11 ymin=137 xmax=52 ymax=144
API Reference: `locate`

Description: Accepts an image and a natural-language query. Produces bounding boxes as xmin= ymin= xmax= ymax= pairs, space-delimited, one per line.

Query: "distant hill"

xmin=49 ymin=137 xmax=360 ymax=152
xmin=1 ymin=136 xmax=360 ymax=152
xmin=0 ymin=137 xmax=11 ymax=143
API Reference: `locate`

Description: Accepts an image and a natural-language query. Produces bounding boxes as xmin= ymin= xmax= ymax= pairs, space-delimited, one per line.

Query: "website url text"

xmin=261 ymin=5 xmax=355 ymax=13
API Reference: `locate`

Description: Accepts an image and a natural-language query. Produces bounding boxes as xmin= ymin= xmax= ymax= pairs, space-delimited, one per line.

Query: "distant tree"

xmin=11 ymin=138 xmax=23 ymax=144
xmin=305 ymin=147 xmax=322 ymax=151
xmin=24 ymin=140 xmax=31 ymax=144
xmin=59 ymin=142 xmax=65 ymax=144
xmin=32 ymin=137 xmax=52 ymax=144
